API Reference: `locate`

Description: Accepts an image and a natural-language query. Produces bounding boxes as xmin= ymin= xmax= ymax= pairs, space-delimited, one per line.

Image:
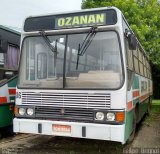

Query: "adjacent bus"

xmin=14 ymin=7 xmax=152 ymax=144
xmin=0 ymin=25 xmax=20 ymax=136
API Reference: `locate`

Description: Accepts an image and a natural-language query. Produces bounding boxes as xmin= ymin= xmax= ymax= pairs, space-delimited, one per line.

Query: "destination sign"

xmin=24 ymin=9 xmax=117 ymax=32
xmin=55 ymin=13 xmax=106 ymax=29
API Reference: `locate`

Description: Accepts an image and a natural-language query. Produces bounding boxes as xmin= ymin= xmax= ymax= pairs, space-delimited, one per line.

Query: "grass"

xmin=152 ymin=99 xmax=160 ymax=105
xmin=144 ymin=99 xmax=160 ymax=125
xmin=151 ymin=99 xmax=160 ymax=113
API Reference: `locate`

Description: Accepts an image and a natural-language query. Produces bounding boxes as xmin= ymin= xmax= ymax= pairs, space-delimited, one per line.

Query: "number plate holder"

xmin=52 ymin=124 xmax=71 ymax=135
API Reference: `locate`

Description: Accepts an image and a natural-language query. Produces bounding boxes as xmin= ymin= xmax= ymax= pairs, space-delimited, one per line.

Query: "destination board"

xmin=55 ymin=13 xmax=106 ymax=29
xmin=24 ymin=9 xmax=117 ymax=32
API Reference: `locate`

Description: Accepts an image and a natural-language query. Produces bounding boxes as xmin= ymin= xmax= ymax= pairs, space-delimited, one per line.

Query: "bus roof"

xmin=24 ymin=7 xmax=120 ymax=32
xmin=0 ymin=25 xmax=21 ymax=35
xmin=0 ymin=25 xmax=21 ymax=47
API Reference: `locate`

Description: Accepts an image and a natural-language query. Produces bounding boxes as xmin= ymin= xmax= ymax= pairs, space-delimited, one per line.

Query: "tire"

xmin=0 ymin=133 xmax=2 ymax=139
xmin=0 ymin=128 xmax=4 ymax=139
xmin=5 ymin=125 xmax=14 ymax=136
xmin=146 ymin=98 xmax=152 ymax=115
xmin=127 ymin=111 xmax=136 ymax=143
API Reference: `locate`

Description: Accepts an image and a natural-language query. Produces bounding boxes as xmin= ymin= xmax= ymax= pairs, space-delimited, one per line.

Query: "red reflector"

xmin=0 ymin=97 xmax=7 ymax=103
xmin=8 ymin=89 xmax=16 ymax=95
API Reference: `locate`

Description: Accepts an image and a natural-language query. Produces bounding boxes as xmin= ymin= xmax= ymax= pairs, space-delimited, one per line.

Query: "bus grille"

xmin=35 ymin=106 xmax=94 ymax=121
xmin=21 ymin=92 xmax=111 ymax=109
xmin=21 ymin=92 xmax=111 ymax=121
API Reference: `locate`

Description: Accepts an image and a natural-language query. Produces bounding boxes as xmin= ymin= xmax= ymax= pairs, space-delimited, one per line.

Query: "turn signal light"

xmin=116 ymin=112 xmax=124 ymax=122
xmin=14 ymin=107 xmax=18 ymax=115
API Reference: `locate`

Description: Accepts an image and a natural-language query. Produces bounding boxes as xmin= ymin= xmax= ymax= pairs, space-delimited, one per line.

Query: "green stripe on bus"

xmin=0 ymin=105 xmax=13 ymax=127
xmin=124 ymin=110 xmax=134 ymax=142
xmin=8 ymin=77 xmax=17 ymax=87
xmin=133 ymin=98 xmax=139 ymax=106
xmin=139 ymin=99 xmax=148 ymax=119
xmin=132 ymin=75 xmax=139 ymax=89
xmin=9 ymin=96 xmax=15 ymax=102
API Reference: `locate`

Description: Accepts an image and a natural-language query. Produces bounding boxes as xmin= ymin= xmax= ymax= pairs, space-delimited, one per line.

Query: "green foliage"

xmin=152 ymin=100 xmax=160 ymax=105
xmin=82 ymin=0 xmax=160 ymax=65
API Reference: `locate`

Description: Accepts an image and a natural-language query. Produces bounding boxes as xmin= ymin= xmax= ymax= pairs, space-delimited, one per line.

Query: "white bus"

xmin=14 ymin=7 xmax=152 ymax=144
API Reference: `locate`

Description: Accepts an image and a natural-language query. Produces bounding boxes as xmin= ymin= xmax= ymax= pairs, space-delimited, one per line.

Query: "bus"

xmin=14 ymin=7 xmax=152 ymax=144
xmin=0 ymin=25 xmax=20 ymax=137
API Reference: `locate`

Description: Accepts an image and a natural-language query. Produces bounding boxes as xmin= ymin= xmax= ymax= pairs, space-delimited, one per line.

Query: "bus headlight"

xmin=27 ymin=108 xmax=34 ymax=116
xmin=95 ymin=112 xmax=104 ymax=120
xmin=18 ymin=108 xmax=25 ymax=115
xmin=106 ymin=112 xmax=115 ymax=121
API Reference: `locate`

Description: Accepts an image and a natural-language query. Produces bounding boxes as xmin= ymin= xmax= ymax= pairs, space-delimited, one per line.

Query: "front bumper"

xmin=14 ymin=118 xmax=125 ymax=144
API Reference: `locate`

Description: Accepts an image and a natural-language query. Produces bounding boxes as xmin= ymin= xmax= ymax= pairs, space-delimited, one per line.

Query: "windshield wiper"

xmin=39 ymin=31 xmax=58 ymax=77
xmin=76 ymin=26 xmax=97 ymax=70
xmin=39 ymin=31 xmax=57 ymax=54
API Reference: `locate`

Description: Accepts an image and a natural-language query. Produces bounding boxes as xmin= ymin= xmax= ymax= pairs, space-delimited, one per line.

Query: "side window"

xmin=133 ymin=56 xmax=139 ymax=73
xmin=125 ymin=38 xmax=133 ymax=70
xmin=133 ymin=47 xmax=139 ymax=73
xmin=125 ymin=38 xmax=134 ymax=90
xmin=138 ymin=48 xmax=144 ymax=76
xmin=139 ymin=62 xmax=144 ymax=75
xmin=144 ymin=67 xmax=147 ymax=77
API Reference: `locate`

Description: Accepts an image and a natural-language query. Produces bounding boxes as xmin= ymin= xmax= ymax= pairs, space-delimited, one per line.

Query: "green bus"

xmin=0 ymin=25 xmax=20 ymax=137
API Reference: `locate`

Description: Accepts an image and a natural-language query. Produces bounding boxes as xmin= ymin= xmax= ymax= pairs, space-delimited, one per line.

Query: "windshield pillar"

xmin=63 ymin=35 xmax=68 ymax=88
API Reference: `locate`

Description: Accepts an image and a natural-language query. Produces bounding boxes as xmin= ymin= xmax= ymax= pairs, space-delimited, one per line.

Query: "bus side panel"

xmin=124 ymin=109 xmax=134 ymax=142
xmin=125 ymin=74 xmax=152 ymax=142
xmin=138 ymin=76 xmax=151 ymax=120
xmin=0 ymin=77 xmax=17 ymax=128
xmin=8 ymin=77 xmax=17 ymax=102
xmin=139 ymin=98 xmax=149 ymax=119
xmin=124 ymin=74 xmax=139 ymax=141
xmin=0 ymin=105 xmax=14 ymax=128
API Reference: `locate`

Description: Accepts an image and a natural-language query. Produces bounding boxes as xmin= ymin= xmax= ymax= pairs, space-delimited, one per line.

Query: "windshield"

xmin=19 ymin=31 xmax=123 ymax=89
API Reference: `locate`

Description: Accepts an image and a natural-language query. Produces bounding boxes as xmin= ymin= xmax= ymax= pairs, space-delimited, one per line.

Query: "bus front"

xmin=14 ymin=7 xmax=127 ymax=144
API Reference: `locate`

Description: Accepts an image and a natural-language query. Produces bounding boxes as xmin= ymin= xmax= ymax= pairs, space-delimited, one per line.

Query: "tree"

xmin=82 ymin=0 xmax=160 ymax=98
xmin=82 ymin=0 xmax=160 ymax=65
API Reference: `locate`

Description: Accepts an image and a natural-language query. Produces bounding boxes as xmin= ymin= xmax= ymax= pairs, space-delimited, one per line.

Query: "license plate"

xmin=52 ymin=124 xmax=71 ymax=133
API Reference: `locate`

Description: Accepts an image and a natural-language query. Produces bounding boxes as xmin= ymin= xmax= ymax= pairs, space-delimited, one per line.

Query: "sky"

xmin=0 ymin=0 xmax=82 ymax=29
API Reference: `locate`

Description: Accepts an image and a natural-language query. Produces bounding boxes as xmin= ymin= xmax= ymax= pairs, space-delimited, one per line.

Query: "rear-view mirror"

xmin=128 ymin=34 xmax=137 ymax=50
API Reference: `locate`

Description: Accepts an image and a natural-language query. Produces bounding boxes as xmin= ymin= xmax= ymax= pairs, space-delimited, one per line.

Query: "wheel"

xmin=0 ymin=133 xmax=2 ymax=139
xmin=127 ymin=111 xmax=136 ymax=143
xmin=0 ymin=128 xmax=4 ymax=139
xmin=5 ymin=125 xmax=14 ymax=136
xmin=146 ymin=98 xmax=152 ymax=115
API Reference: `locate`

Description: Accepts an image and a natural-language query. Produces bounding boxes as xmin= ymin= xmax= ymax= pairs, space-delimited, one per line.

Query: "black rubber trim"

xmin=38 ymin=123 xmax=42 ymax=133
xmin=82 ymin=126 xmax=86 ymax=137
xmin=0 ymin=102 xmax=15 ymax=106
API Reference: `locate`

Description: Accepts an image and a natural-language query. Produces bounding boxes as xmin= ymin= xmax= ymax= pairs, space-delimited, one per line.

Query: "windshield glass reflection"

xmin=19 ymin=31 xmax=123 ymax=89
